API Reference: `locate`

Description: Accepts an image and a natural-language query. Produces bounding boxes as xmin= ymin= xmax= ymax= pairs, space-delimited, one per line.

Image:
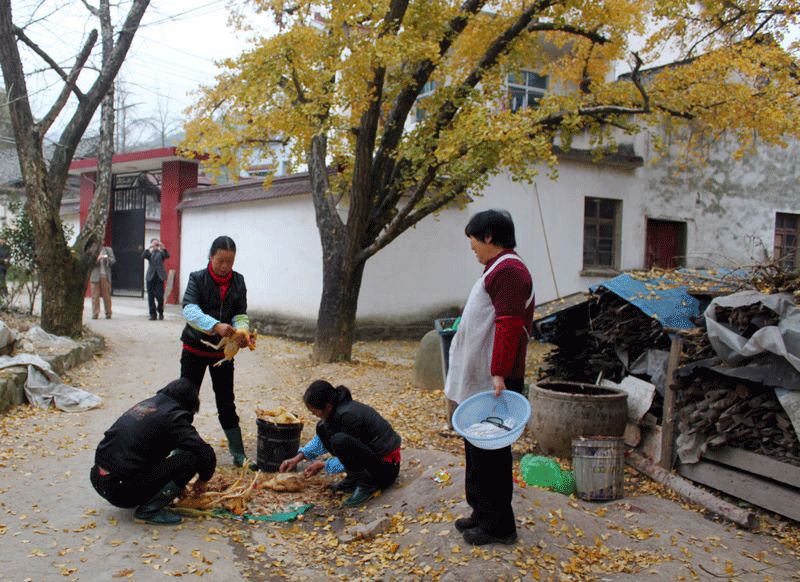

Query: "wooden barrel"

xmin=572 ymin=436 xmax=625 ymax=501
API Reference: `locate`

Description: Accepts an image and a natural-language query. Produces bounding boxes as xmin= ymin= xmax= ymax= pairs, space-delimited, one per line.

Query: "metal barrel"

xmin=256 ymin=418 xmax=303 ymax=472
xmin=572 ymin=436 xmax=625 ymax=501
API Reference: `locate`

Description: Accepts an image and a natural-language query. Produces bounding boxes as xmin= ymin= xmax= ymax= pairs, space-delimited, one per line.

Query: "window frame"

xmin=506 ymin=70 xmax=548 ymax=112
xmin=774 ymin=212 xmax=799 ymax=269
xmin=582 ymin=197 xmax=622 ymax=274
xmin=414 ymin=80 xmax=437 ymax=123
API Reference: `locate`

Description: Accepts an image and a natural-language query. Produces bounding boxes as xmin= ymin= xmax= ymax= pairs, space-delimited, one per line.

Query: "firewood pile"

xmin=545 ymin=288 xmax=670 ymax=383
xmin=674 ymin=299 xmax=800 ymax=467
xmin=675 ymin=376 xmax=800 ymax=466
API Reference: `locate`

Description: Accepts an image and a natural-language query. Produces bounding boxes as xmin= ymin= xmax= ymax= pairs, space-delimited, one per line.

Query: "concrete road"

xmin=0 ymin=296 xmax=262 ymax=581
xmin=0 ymin=296 xmax=798 ymax=581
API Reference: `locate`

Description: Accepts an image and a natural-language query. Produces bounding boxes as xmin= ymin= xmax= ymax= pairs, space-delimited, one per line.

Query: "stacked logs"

xmin=675 ymin=300 xmax=800 ymax=467
xmin=676 ymin=376 xmax=800 ymax=466
xmin=545 ymin=289 xmax=670 ymax=383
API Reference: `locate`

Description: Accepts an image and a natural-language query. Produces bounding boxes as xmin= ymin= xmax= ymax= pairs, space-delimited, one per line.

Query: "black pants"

xmin=329 ymin=433 xmax=399 ymax=489
xmin=89 ymin=451 xmax=198 ymax=508
xmin=180 ymin=349 xmax=238 ymax=429
xmin=146 ymin=276 xmax=165 ymax=317
xmin=463 ymin=378 xmax=523 ymax=537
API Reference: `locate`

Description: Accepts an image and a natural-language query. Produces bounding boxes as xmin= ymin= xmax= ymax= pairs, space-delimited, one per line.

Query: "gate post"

xmin=161 ymin=160 xmax=198 ymax=304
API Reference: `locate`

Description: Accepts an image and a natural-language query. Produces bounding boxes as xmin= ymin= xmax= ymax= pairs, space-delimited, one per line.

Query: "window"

xmin=774 ymin=212 xmax=799 ymax=269
xmin=507 ymin=71 xmax=547 ymax=112
xmin=414 ymin=80 xmax=436 ymax=123
xmin=583 ymin=197 xmax=621 ymax=270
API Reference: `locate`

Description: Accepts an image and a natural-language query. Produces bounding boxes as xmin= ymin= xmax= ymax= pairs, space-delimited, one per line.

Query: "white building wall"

xmin=180 ymin=197 xmax=323 ymax=318
xmin=178 ymin=137 xmax=799 ymax=329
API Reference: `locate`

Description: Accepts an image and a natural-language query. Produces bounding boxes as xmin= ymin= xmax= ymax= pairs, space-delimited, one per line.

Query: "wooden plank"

xmin=628 ymin=453 xmax=757 ymax=529
xmin=659 ymin=336 xmax=683 ymax=470
xmin=703 ymin=447 xmax=800 ymax=489
xmin=678 ymin=461 xmax=800 ymax=522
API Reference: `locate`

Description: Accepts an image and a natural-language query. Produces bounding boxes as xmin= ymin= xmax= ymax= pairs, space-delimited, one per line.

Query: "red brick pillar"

xmin=160 ymin=160 xmax=198 ymax=304
xmin=78 ymin=172 xmax=95 ymax=229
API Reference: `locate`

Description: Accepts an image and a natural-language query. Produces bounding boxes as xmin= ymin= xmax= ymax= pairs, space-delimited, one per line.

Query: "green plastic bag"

xmin=520 ymin=454 xmax=576 ymax=496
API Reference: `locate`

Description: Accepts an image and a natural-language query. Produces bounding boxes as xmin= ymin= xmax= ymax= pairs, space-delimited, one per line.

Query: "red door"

xmin=645 ymin=219 xmax=685 ymax=269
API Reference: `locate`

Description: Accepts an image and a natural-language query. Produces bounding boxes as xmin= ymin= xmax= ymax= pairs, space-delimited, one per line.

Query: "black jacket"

xmin=180 ymin=267 xmax=247 ymax=350
xmin=142 ymin=248 xmax=170 ymax=282
xmin=316 ymin=393 xmax=401 ymax=458
xmin=95 ymin=393 xmax=216 ymax=481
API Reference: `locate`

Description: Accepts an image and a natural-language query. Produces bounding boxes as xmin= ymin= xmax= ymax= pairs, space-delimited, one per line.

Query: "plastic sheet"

xmin=0 ymin=353 xmax=101 ymax=412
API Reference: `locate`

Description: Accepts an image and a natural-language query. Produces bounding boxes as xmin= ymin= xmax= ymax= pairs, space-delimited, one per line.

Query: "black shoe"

xmin=454 ymin=516 xmax=477 ymax=532
xmin=329 ymin=475 xmax=358 ymax=493
xmin=462 ymin=527 xmax=517 ymax=546
xmin=149 ymin=315 xmax=157 ymax=320
xmin=158 ymin=313 xmax=164 ymax=320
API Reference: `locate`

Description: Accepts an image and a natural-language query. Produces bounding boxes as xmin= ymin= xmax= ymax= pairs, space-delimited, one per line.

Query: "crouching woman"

xmin=279 ymin=380 xmax=401 ymax=506
xmin=89 ymin=378 xmax=216 ymax=525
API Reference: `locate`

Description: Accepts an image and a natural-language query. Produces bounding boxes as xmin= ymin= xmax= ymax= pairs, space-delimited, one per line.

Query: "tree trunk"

xmin=38 ymin=248 xmax=89 ymax=337
xmin=313 ymin=241 xmax=366 ymax=362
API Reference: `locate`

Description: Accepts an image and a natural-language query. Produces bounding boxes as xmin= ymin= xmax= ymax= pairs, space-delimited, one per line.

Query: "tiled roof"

xmin=177 ymin=172 xmax=313 ymax=210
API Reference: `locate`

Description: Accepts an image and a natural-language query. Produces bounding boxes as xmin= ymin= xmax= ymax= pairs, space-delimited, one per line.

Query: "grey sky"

xmin=10 ymin=0 xmax=273 ymax=142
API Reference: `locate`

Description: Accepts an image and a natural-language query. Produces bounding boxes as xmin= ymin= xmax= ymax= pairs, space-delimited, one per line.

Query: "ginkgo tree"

xmin=183 ymin=0 xmax=800 ymax=362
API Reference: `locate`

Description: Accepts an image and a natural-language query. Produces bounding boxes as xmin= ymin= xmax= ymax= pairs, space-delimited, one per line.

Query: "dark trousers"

xmin=89 ymin=451 xmax=198 ymax=508
xmin=180 ymin=349 xmax=239 ymax=429
xmin=329 ymin=433 xmax=399 ymax=489
xmin=146 ymin=276 xmax=165 ymax=317
xmin=463 ymin=378 xmax=523 ymax=537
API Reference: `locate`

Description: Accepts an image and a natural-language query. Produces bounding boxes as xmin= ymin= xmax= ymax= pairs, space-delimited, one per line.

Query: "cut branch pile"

xmin=676 ymin=376 xmax=800 ymax=466
xmin=545 ymin=289 xmax=670 ymax=383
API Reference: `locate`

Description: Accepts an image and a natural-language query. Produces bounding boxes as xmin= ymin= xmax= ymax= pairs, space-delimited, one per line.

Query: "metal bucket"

xmin=572 ymin=436 xmax=625 ymax=501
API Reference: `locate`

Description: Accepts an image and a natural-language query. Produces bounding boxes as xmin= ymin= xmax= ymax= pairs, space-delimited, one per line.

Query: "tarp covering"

xmin=593 ymin=273 xmax=701 ymax=329
xmin=0 ymin=353 xmax=101 ymax=412
xmin=705 ymin=291 xmax=800 ymax=378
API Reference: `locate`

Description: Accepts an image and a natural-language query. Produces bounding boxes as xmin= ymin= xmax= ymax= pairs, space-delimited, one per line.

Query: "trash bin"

xmin=434 ymin=317 xmax=459 ymax=429
xmin=256 ymin=418 xmax=303 ymax=472
xmin=434 ymin=317 xmax=458 ymax=376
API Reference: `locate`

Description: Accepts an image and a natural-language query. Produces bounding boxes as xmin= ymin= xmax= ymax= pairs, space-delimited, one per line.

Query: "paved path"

xmin=0 ymin=296 xmax=798 ymax=581
xmin=0 ymin=296 xmax=263 ymax=581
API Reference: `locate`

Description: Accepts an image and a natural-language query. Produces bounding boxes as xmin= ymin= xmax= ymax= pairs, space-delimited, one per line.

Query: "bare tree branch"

xmin=38 ymin=30 xmax=97 ymax=135
xmin=12 ymin=24 xmax=91 ymax=100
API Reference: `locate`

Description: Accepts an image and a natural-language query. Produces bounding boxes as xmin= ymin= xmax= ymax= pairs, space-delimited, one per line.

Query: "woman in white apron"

xmin=445 ymin=210 xmax=534 ymax=546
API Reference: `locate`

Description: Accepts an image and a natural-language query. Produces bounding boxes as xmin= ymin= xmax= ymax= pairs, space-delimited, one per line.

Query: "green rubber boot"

xmin=223 ymin=427 xmax=248 ymax=467
xmin=134 ymin=481 xmax=182 ymax=525
xmin=342 ymin=483 xmax=379 ymax=507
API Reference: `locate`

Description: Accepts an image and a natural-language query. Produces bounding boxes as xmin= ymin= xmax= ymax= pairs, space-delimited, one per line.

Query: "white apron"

xmin=444 ymin=254 xmax=534 ymax=404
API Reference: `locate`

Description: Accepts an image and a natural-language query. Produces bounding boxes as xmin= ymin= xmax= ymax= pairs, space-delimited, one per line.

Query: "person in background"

xmin=444 ymin=209 xmax=534 ymax=546
xmin=90 ymin=378 xmax=216 ymax=525
xmin=180 ymin=236 xmax=252 ymax=467
xmin=90 ymin=245 xmax=115 ymax=319
xmin=0 ymin=238 xmax=10 ymax=299
xmin=279 ymin=380 xmax=402 ymax=507
xmin=143 ymin=238 xmax=170 ymax=320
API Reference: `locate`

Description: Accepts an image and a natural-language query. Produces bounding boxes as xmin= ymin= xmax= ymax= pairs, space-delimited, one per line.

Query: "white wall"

xmin=180 ymin=197 xmax=323 ymax=318
xmin=178 ymin=136 xmax=800 ymax=327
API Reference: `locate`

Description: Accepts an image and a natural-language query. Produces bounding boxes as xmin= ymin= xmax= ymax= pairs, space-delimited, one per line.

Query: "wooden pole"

xmin=627 ymin=451 xmax=758 ymax=529
xmin=659 ymin=335 xmax=683 ymax=470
